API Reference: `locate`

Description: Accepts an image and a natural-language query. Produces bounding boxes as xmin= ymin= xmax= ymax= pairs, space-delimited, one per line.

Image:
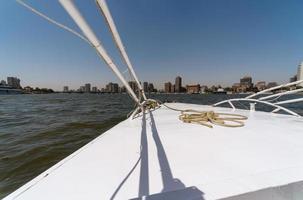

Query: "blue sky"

xmin=1 ymin=0 xmax=303 ymax=90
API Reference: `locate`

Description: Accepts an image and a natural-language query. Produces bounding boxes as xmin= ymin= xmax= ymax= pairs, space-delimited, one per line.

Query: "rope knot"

xmin=179 ymin=110 xmax=247 ymax=128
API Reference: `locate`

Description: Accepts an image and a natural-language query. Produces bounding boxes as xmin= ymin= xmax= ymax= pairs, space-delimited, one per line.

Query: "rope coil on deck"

xmin=131 ymin=100 xmax=248 ymax=128
xmin=179 ymin=110 xmax=247 ymax=128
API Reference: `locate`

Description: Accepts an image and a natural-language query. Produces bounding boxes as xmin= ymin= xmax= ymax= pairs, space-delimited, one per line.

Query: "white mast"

xmin=96 ymin=0 xmax=147 ymax=100
xmin=58 ymin=0 xmax=140 ymax=103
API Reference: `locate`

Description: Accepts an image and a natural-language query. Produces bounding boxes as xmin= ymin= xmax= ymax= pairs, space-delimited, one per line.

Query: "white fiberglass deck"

xmin=4 ymin=103 xmax=303 ymax=200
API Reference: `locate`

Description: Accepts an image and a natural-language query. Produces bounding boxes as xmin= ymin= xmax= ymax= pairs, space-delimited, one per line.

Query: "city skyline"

xmin=1 ymin=71 xmax=302 ymax=94
xmin=0 ymin=67 xmax=301 ymax=92
xmin=2 ymin=0 xmax=303 ymax=90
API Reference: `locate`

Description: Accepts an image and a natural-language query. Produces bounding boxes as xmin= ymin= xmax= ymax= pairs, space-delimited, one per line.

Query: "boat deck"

xmin=4 ymin=103 xmax=303 ymax=200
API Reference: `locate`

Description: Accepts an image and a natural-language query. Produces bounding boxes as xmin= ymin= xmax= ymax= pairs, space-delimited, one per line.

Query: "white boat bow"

xmin=4 ymin=103 xmax=303 ymax=200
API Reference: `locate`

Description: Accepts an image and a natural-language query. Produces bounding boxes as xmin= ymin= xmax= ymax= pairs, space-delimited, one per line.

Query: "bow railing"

xmin=213 ymin=80 xmax=303 ymax=117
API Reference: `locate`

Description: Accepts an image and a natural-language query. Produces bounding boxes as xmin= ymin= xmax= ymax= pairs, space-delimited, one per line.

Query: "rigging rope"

xmin=16 ymin=0 xmax=91 ymax=45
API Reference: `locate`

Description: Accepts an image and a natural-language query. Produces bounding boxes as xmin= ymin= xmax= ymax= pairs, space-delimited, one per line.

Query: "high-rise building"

xmin=175 ymin=76 xmax=182 ymax=93
xmin=240 ymin=76 xmax=253 ymax=88
xmin=297 ymin=62 xmax=303 ymax=87
xmin=113 ymin=83 xmax=119 ymax=93
xmin=143 ymin=82 xmax=148 ymax=92
xmin=84 ymin=83 xmax=91 ymax=93
xmin=128 ymin=81 xmax=138 ymax=93
xmin=106 ymin=83 xmax=111 ymax=92
xmin=106 ymin=82 xmax=119 ymax=93
xmin=79 ymin=86 xmax=85 ymax=92
xmin=0 ymin=80 xmax=6 ymax=85
xmin=148 ymin=83 xmax=154 ymax=93
xmin=63 ymin=86 xmax=69 ymax=92
xmin=120 ymin=86 xmax=126 ymax=93
xmin=7 ymin=77 xmax=21 ymax=89
xmin=92 ymin=87 xmax=98 ymax=93
xmin=164 ymin=82 xmax=172 ymax=93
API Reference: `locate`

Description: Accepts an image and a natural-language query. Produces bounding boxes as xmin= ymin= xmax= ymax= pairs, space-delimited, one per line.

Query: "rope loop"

xmin=179 ymin=110 xmax=247 ymax=128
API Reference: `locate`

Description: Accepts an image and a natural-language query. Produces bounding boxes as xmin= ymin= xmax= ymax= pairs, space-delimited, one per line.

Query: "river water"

xmin=0 ymin=93 xmax=302 ymax=198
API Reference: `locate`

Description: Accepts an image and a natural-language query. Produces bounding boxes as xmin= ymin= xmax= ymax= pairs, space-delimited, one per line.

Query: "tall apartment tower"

xmin=148 ymin=83 xmax=154 ymax=93
xmin=63 ymin=86 xmax=69 ymax=92
xmin=175 ymin=76 xmax=182 ymax=93
xmin=84 ymin=83 xmax=91 ymax=93
xmin=298 ymin=62 xmax=303 ymax=87
xmin=7 ymin=77 xmax=21 ymax=89
xmin=143 ymin=82 xmax=148 ymax=92
xmin=164 ymin=82 xmax=172 ymax=93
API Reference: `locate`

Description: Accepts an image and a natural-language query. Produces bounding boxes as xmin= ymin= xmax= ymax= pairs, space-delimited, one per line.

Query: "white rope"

xmin=58 ymin=0 xmax=140 ymax=103
xmin=95 ymin=0 xmax=147 ymax=100
xmin=16 ymin=0 xmax=91 ymax=45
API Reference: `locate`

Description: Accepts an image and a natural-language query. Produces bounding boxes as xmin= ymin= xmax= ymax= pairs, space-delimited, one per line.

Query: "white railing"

xmin=213 ymin=80 xmax=303 ymax=117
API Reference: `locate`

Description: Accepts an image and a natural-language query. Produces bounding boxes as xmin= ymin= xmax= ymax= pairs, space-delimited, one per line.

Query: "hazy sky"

xmin=1 ymin=0 xmax=303 ymax=90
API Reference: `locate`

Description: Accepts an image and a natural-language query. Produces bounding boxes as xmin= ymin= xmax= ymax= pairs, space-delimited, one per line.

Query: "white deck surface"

xmin=4 ymin=103 xmax=303 ymax=200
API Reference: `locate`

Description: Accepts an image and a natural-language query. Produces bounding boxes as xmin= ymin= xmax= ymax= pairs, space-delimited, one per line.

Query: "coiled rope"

xmin=179 ymin=110 xmax=247 ymax=128
xmin=135 ymin=100 xmax=248 ymax=128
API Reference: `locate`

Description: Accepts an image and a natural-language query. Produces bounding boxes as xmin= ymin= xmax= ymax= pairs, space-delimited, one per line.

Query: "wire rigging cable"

xmin=95 ymin=0 xmax=147 ymax=100
xmin=16 ymin=0 xmax=90 ymax=45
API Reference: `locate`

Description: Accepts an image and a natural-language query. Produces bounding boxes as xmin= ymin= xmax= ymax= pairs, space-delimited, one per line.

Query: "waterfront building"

xmin=255 ymin=81 xmax=266 ymax=91
xmin=267 ymin=82 xmax=278 ymax=88
xmin=232 ymin=83 xmax=246 ymax=93
xmin=120 ymin=86 xmax=126 ymax=93
xmin=24 ymin=86 xmax=33 ymax=93
xmin=106 ymin=83 xmax=112 ymax=93
xmin=106 ymin=83 xmax=111 ymax=92
xmin=240 ymin=76 xmax=253 ymax=89
xmin=106 ymin=82 xmax=119 ymax=93
xmin=298 ymin=62 xmax=303 ymax=87
xmin=128 ymin=81 xmax=138 ymax=93
xmin=148 ymin=83 xmax=154 ymax=93
xmin=164 ymin=82 xmax=172 ymax=93
xmin=79 ymin=86 xmax=85 ymax=92
xmin=92 ymin=87 xmax=98 ymax=93
xmin=186 ymin=84 xmax=200 ymax=94
xmin=7 ymin=77 xmax=21 ymax=89
xmin=143 ymin=82 xmax=148 ymax=92
xmin=0 ymin=80 xmax=6 ymax=85
xmin=84 ymin=83 xmax=91 ymax=93
xmin=175 ymin=76 xmax=182 ymax=93
xmin=113 ymin=83 xmax=119 ymax=93
xmin=63 ymin=86 xmax=69 ymax=92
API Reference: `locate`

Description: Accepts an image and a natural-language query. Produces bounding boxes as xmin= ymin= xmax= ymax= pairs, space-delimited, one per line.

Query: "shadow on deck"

xmin=110 ymin=110 xmax=205 ymax=200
